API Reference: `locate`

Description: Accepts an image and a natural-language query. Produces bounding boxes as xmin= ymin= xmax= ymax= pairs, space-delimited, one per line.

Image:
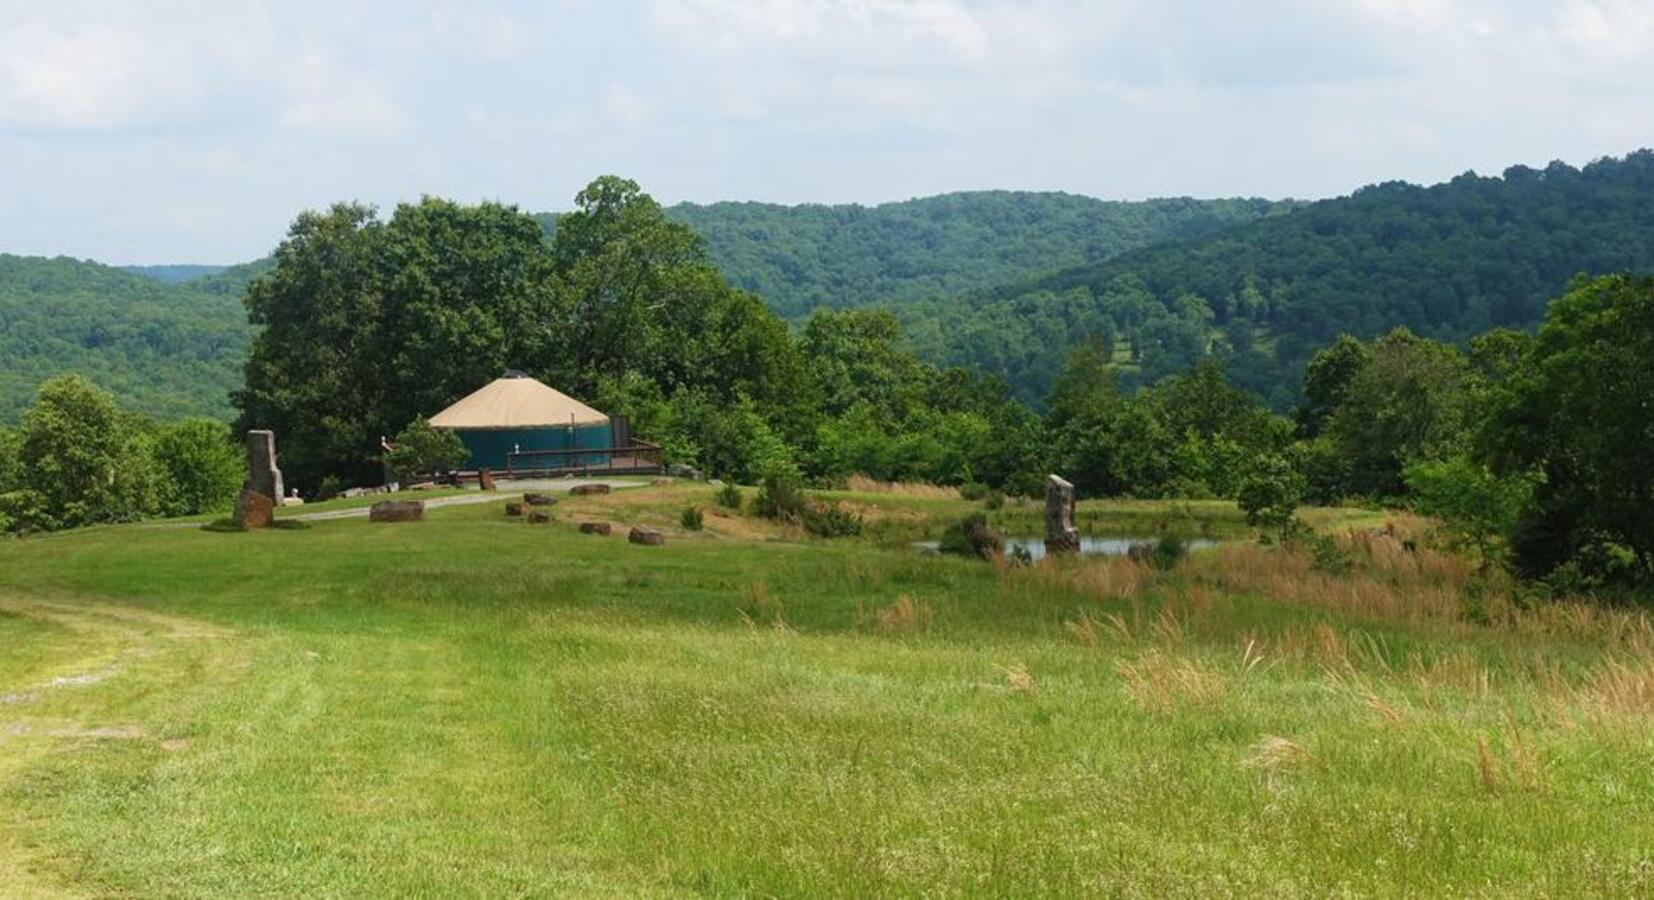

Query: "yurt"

xmin=428 ymin=372 xmax=615 ymax=472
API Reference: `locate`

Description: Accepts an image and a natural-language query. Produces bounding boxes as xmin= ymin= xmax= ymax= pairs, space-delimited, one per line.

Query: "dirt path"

xmin=0 ymin=598 xmax=238 ymax=897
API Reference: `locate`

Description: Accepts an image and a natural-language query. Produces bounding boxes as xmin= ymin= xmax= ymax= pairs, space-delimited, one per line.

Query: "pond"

xmin=915 ymin=535 xmax=1221 ymax=562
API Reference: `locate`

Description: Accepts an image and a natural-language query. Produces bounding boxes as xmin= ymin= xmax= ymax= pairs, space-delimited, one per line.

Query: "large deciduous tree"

xmin=1484 ymin=275 xmax=1654 ymax=580
xmin=236 ymin=180 xmax=817 ymax=492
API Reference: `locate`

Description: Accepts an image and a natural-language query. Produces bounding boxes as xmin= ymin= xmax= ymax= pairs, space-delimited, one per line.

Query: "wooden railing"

xmin=502 ymin=440 xmax=664 ymax=477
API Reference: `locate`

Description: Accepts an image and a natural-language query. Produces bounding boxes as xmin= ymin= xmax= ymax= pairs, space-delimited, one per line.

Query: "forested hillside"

xmin=8 ymin=154 xmax=1654 ymax=421
xmin=0 ymin=255 xmax=247 ymax=421
xmin=544 ymin=192 xmax=1296 ymax=318
xmin=903 ymin=151 xmax=1654 ymax=407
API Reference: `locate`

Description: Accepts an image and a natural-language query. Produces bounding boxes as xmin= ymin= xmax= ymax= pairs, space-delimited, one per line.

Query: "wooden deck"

xmin=499 ymin=441 xmax=664 ymax=478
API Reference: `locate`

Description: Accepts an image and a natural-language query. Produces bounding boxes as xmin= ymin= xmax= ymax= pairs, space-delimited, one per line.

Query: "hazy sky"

xmin=3 ymin=0 xmax=1652 ymax=264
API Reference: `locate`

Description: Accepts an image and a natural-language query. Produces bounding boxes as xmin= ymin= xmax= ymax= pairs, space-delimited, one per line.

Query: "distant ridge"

xmin=122 ymin=264 xmax=229 ymax=285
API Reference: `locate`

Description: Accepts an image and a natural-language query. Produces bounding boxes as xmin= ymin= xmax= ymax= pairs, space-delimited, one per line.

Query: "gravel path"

xmin=287 ymin=478 xmax=647 ymax=521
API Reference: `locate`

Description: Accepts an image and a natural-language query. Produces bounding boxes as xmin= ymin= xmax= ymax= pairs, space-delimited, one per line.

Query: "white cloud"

xmin=1557 ymin=0 xmax=1654 ymax=58
xmin=0 ymin=0 xmax=1651 ymax=262
xmin=277 ymin=48 xmax=410 ymax=136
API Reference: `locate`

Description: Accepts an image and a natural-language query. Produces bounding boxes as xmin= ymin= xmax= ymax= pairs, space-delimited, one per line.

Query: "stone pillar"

xmin=1044 ymin=474 xmax=1080 ymax=557
xmin=245 ymin=430 xmax=284 ymax=502
xmin=233 ymin=430 xmax=285 ymax=528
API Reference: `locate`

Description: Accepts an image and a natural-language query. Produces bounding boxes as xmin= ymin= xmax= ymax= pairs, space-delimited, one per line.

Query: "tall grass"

xmin=843 ymin=475 xmax=961 ymax=499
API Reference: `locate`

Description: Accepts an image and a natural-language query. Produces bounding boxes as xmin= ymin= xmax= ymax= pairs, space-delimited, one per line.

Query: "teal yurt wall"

xmin=456 ymin=424 xmax=611 ymax=471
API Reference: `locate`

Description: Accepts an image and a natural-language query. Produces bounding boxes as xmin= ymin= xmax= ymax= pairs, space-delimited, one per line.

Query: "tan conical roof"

xmin=429 ymin=374 xmax=609 ymax=430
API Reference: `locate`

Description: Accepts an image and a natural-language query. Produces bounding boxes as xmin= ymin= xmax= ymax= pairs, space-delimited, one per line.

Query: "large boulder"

xmin=504 ymin=502 xmax=524 ymax=517
xmin=579 ymin=522 xmax=612 ymax=536
xmin=369 ymin=500 xmax=425 ymax=523
xmin=524 ymin=493 xmax=558 ymax=507
xmin=233 ymin=489 xmax=275 ymax=529
xmin=628 ymin=526 xmax=665 ymax=546
xmin=570 ymin=483 xmax=612 ymax=496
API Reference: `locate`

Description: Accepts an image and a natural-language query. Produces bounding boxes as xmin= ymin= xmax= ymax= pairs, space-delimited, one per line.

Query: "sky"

xmin=2 ymin=0 xmax=1652 ymax=264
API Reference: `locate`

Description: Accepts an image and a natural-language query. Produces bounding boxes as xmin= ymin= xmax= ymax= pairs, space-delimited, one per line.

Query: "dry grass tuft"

xmin=999 ymin=663 xmax=1037 ymax=694
xmin=844 ymin=475 xmax=961 ymax=499
xmin=1475 ymin=719 xmax=1547 ymax=793
xmin=1117 ymin=651 xmax=1227 ymax=713
xmin=873 ymin=594 xmax=933 ymax=635
xmin=1005 ymin=556 xmax=1151 ymax=604
xmin=737 ymin=581 xmax=790 ymax=632
xmin=1064 ymin=610 xmax=1101 ymax=647
xmin=1362 ymin=690 xmax=1408 ymax=727
xmin=1243 ymin=735 xmax=1312 ymax=785
xmin=1574 ymin=661 xmax=1654 ymax=715
xmin=1475 ymin=735 xmax=1502 ymax=793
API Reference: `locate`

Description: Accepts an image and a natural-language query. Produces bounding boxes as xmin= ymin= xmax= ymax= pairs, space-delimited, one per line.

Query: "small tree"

xmin=1237 ymin=453 xmax=1307 ymax=543
xmin=1404 ymin=456 xmax=1533 ymax=573
xmin=13 ymin=375 xmax=157 ymax=530
xmin=385 ymin=417 xmax=468 ymax=483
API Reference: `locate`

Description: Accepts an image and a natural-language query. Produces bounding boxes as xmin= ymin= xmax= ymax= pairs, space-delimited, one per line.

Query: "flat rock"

xmin=369 ymin=500 xmax=425 ymax=523
xmin=579 ymin=522 xmax=612 ymax=535
xmin=628 ymin=526 xmax=665 ymax=546
xmin=523 ymin=493 xmax=558 ymax=506
xmin=570 ymin=483 xmax=612 ymax=496
xmin=504 ymin=502 xmax=523 ymax=517
xmin=528 ymin=511 xmax=552 ymax=525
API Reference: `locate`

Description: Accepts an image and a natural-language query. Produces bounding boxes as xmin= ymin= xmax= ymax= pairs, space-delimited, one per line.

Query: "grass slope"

xmin=0 ymin=486 xmax=1652 ymax=895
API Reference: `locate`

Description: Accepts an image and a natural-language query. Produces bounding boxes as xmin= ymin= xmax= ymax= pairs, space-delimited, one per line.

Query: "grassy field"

xmin=1 ymin=484 xmax=1652 ymax=895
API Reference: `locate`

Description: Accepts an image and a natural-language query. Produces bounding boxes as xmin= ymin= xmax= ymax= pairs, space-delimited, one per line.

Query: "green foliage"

xmin=1147 ymin=534 xmax=1187 ymax=571
xmin=1050 ymin=354 xmax=1285 ymax=500
xmin=385 ymin=417 xmax=468 ymax=483
xmin=754 ymin=472 xmax=808 ymax=522
xmin=1484 ymin=274 xmax=1654 ymax=584
xmin=640 ymin=193 xmax=1292 ymax=320
xmin=1326 ymin=329 xmax=1473 ymax=497
xmin=680 ymin=506 xmax=704 ymax=531
xmin=937 ymin=512 xmax=1001 ymax=560
xmin=238 ymin=183 xmax=817 ymax=492
xmin=1237 ymin=454 xmax=1307 ymax=541
xmin=715 ymin=483 xmax=742 ymax=510
xmin=801 ymin=501 xmax=863 ymax=539
xmin=897 ymin=152 xmax=1654 ymax=408
xmin=0 ymin=255 xmax=249 ymax=423
xmin=1404 ymin=456 xmax=1534 ymax=572
xmin=151 ymin=418 xmax=243 ymax=517
xmin=8 ymin=375 xmax=159 ymax=530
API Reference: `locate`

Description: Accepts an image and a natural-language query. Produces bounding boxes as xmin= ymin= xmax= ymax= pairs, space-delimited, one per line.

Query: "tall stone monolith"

xmin=244 ymin=430 xmax=284 ymax=502
xmin=233 ymin=430 xmax=284 ymax=528
xmin=1044 ymin=474 xmax=1080 ymax=557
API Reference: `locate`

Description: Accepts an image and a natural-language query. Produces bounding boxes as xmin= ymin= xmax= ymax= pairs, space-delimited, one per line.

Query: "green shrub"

xmin=802 ymin=502 xmax=862 ymax=539
xmin=983 ymin=489 xmax=1005 ymax=511
xmin=755 ymin=472 xmax=808 ymax=522
xmin=1148 ymin=534 xmax=1186 ymax=571
xmin=959 ymin=482 xmax=989 ymax=501
xmin=938 ymin=512 xmax=1002 ymax=560
xmin=152 ymin=418 xmax=243 ymax=516
xmin=715 ymin=483 xmax=743 ymax=510
xmin=681 ymin=505 xmax=705 ymax=531
xmin=385 ymin=416 xmax=468 ymax=483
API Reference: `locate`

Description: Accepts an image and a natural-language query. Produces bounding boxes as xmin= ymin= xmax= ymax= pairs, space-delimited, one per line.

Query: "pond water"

xmin=915 ymin=535 xmax=1220 ymax=562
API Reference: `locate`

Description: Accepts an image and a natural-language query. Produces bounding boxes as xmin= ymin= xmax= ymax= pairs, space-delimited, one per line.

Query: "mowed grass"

xmin=0 ymin=488 xmax=1652 ymax=895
